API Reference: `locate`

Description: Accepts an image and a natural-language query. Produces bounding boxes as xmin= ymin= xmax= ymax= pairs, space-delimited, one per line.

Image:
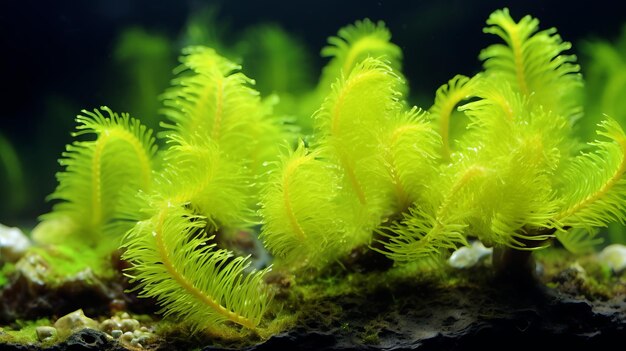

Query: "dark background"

xmin=1 ymin=0 xmax=624 ymax=226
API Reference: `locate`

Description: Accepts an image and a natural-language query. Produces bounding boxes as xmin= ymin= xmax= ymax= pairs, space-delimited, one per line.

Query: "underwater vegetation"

xmin=3 ymin=7 xmax=626 ymax=347
xmin=579 ymin=24 xmax=626 ymax=245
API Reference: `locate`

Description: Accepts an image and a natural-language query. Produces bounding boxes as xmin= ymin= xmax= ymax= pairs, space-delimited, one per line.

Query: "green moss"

xmin=28 ymin=245 xmax=115 ymax=284
xmin=535 ymin=247 xmax=626 ymax=299
xmin=0 ymin=262 xmax=15 ymax=287
xmin=0 ymin=318 xmax=52 ymax=346
xmin=359 ymin=319 xmax=383 ymax=345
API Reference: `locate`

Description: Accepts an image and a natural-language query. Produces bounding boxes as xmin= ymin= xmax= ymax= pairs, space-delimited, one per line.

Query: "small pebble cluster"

xmin=34 ymin=309 xmax=155 ymax=349
xmin=100 ymin=312 xmax=154 ymax=348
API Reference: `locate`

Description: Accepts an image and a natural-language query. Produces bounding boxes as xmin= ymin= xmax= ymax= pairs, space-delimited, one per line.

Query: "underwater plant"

xmin=32 ymin=7 xmax=626 ymax=338
xmin=33 ymin=107 xmax=157 ymax=253
xmin=579 ymin=24 xmax=626 ymax=245
xmin=0 ymin=132 xmax=28 ymax=217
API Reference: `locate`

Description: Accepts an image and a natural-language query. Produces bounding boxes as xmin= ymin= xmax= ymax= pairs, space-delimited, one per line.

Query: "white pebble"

xmin=36 ymin=326 xmax=57 ymax=342
xmin=448 ymin=241 xmax=492 ymax=269
xmin=120 ymin=331 xmax=134 ymax=344
xmin=598 ymin=244 xmax=626 ymax=273
xmin=0 ymin=223 xmax=31 ymax=263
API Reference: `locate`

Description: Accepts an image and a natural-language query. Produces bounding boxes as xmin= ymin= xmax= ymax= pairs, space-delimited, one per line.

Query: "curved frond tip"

xmin=480 ymin=8 xmax=582 ymax=120
xmin=556 ymin=118 xmax=626 ymax=229
xmin=44 ymin=106 xmax=156 ymax=237
xmin=318 ymin=19 xmax=402 ymax=93
xmin=123 ymin=204 xmax=271 ymax=331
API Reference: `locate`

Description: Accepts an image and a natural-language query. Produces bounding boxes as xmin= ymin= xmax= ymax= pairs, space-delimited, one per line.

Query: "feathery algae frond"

xmin=259 ymin=142 xmax=358 ymax=268
xmin=459 ymin=85 xmax=562 ymax=248
xmin=161 ymin=46 xmax=281 ymax=168
xmin=319 ymin=19 xmax=402 ymax=95
xmin=123 ymin=204 xmax=271 ymax=331
xmin=378 ymin=165 xmax=486 ymax=262
xmin=555 ymin=118 xmax=626 ymax=229
xmin=41 ymin=107 xmax=156 ymax=242
xmin=430 ymin=75 xmax=478 ymax=161
xmin=123 ymin=47 xmax=278 ymax=332
xmin=555 ymin=228 xmax=603 ymax=254
xmin=377 ymin=206 xmax=468 ymax=262
xmin=382 ymin=108 xmax=441 ymax=213
xmin=157 ymin=138 xmax=253 ymax=229
xmin=315 ymin=57 xmax=402 ymax=213
xmin=480 ymin=8 xmax=582 ymax=120
xmin=160 ymin=46 xmax=283 ymax=209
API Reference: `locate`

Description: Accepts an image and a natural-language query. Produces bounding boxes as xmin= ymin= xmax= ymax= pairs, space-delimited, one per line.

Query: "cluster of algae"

xmin=3 ymin=7 xmax=626 ymax=348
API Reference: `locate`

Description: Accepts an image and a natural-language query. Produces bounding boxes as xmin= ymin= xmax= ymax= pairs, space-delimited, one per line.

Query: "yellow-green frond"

xmin=157 ymin=138 xmax=254 ymax=229
xmin=316 ymin=57 xmax=402 ymax=140
xmin=42 ymin=107 xmax=157 ymax=241
xmin=315 ymin=57 xmax=402 ymax=210
xmin=319 ymin=19 xmax=402 ymax=94
xmin=458 ymin=85 xmax=563 ymax=248
xmin=383 ymin=108 xmax=441 ymax=213
xmin=579 ymin=39 xmax=626 ymax=141
xmin=555 ymin=118 xmax=626 ymax=229
xmin=430 ymin=75 xmax=478 ymax=161
xmin=160 ymin=46 xmax=266 ymax=162
xmin=122 ymin=204 xmax=271 ymax=331
xmin=376 ymin=206 xmax=468 ymax=262
xmin=459 ymin=81 xmax=572 ymax=175
xmin=472 ymin=156 xmax=557 ymax=249
xmin=378 ymin=164 xmax=489 ymax=262
xmin=259 ymin=142 xmax=359 ymax=268
xmin=480 ymin=8 xmax=582 ymax=120
xmin=555 ymin=228 xmax=603 ymax=254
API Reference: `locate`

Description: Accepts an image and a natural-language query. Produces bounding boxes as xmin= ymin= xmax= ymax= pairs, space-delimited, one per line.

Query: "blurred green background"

xmin=1 ymin=0 xmax=625 ymax=230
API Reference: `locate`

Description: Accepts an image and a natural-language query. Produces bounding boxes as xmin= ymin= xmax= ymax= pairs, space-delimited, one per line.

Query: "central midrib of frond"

xmin=186 ymin=75 xmax=223 ymax=140
xmin=490 ymin=92 xmax=515 ymax=121
xmin=91 ymin=128 xmax=153 ymax=228
xmin=389 ymin=164 xmax=409 ymax=213
xmin=339 ymin=152 xmax=367 ymax=205
xmin=438 ymin=164 xmax=485 ymax=220
xmin=170 ymin=146 xmax=219 ymax=206
xmin=414 ymin=165 xmax=483 ymax=251
xmin=211 ymin=78 xmax=224 ymax=141
xmin=555 ymin=137 xmax=626 ymax=222
xmin=388 ymin=124 xmax=430 ymax=211
xmin=282 ymin=158 xmax=308 ymax=241
xmin=330 ymin=71 xmax=378 ymax=205
xmin=437 ymin=86 xmax=473 ymax=161
xmin=153 ymin=208 xmax=255 ymax=330
xmin=506 ymin=21 xmax=530 ymax=96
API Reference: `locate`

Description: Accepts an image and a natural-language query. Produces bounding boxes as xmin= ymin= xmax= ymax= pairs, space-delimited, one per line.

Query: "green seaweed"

xmin=29 ymin=7 xmax=626 ymax=340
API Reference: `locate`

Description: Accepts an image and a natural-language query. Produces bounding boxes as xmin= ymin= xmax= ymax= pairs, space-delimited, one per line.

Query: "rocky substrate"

xmin=247 ymin=282 xmax=626 ymax=350
xmin=1 ymin=278 xmax=625 ymax=350
xmin=2 ymin=243 xmax=626 ymax=350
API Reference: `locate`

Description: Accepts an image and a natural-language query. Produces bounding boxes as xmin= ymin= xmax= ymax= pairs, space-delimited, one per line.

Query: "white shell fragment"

xmin=448 ymin=241 xmax=493 ymax=269
xmin=0 ymin=223 xmax=31 ymax=263
xmin=597 ymin=244 xmax=626 ymax=273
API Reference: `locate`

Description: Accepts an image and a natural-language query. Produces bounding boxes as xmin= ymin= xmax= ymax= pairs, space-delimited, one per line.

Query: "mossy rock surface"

xmin=2 ymin=250 xmax=626 ymax=350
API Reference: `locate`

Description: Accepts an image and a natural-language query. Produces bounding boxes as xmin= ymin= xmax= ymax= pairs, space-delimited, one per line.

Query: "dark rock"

xmin=63 ymin=329 xmax=110 ymax=351
xmin=221 ymin=280 xmax=626 ymax=351
xmin=0 ymin=343 xmax=34 ymax=351
xmin=50 ymin=329 xmax=126 ymax=351
xmin=0 ymin=252 xmax=158 ymax=323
